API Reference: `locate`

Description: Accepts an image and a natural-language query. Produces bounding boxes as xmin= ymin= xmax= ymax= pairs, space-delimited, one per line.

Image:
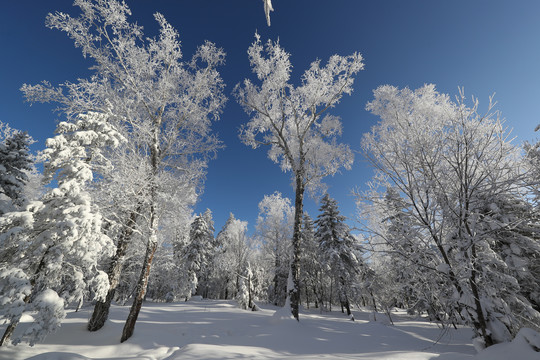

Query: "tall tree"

xmin=0 ymin=112 xmax=122 ymax=346
xmin=315 ymin=194 xmax=359 ymax=315
xmin=184 ymin=210 xmax=216 ymax=298
xmin=22 ymin=0 xmax=225 ymax=341
xmin=234 ymin=35 xmax=363 ymax=320
xmin=360 ymin=84 xmax=540 ymax=348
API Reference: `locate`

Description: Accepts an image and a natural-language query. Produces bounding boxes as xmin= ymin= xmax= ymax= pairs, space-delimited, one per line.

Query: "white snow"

xmin=1 ymin=299 xmax=538 ymax=360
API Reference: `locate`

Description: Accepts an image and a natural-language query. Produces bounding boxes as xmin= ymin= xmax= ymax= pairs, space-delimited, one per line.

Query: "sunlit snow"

xmin=3 ymin=298 xmax=534 ymax=360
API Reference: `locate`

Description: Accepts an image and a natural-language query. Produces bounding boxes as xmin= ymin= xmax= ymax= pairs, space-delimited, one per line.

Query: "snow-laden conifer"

xmin=315 ymin=194 xmax=359 ymax=315
xmin=0 ymin=111 xmax=124 ymax=346
xmin=183 ymin=210 xmax=216 ymax=298
xmin=0 ymin=124 xmax=33 ymax=212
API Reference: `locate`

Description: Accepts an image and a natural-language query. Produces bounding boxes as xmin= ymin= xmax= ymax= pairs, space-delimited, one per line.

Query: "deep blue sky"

xmin=1 ymin=1 xmax=539 ymax=234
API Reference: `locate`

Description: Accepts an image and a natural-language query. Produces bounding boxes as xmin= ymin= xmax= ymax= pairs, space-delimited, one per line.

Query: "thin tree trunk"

xmin=470 ymin=243 xmax=494 ymax=347
xmin=289 ymin=175 xmax=304 ymax=321
xmin=248 ymin=273 xmax=253 ymax=310
xmin=120 ymin=125 xmax=160 ymax=343
xmin=0 ymin=294 xmax=29 ymax=346
xmin=120 ymin=233 xmax=158 ymax=342
xmin=88 ymin=207 xmax=140 ymax=331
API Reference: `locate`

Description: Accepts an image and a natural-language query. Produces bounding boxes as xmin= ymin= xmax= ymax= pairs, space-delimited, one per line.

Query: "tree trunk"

xmin=0 ymin=246 xmax=51 ymax=346
xmin=248 ymin=273 xmax=253 ymax=309
xmin=470 ymin=243 xmax=494 ymax=347
xmin=289 ymin=175 xmax=305 ymax=321
xmin=88 ymin=207 xmax=139 ymax=331
xmin=339 ymin=278 xmax=351 ymax=316
xmin=120 ymin=233 xmax=158 ymax=342
xmin=0 ymin=293 xmax=29 ymax=346
xmin=273 ymin=253 xmax=279 ymax=305
xmin=120 ymin=126 xmax=160 ymax=343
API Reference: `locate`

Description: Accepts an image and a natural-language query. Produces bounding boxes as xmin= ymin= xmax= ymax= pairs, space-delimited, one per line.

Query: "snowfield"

xmin=3 ymin=298 xmax=536 ymax=360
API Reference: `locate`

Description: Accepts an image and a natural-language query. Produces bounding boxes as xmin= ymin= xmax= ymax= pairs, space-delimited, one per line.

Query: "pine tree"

xmin=0 ymin=130 xmax=33 ymax=211
xmin=315 ymin=194 xmax=359 ymax=316
xmin=255 ymin=192 xmax=293 ymax=306
xmin=0 ymin=112 xmax=123 ymax=346
xmin=184 ymin=210 xmax=216 ymax=298
xmin=299 ymin=213 xmax=322 ymax=309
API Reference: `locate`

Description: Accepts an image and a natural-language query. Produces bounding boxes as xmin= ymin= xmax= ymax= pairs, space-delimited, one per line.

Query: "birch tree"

xmin=22 ymin=0 xmax=225 ymax=341
xmin=360 ymin=84 xmax=540 ymax=348
xmin=234 ymin=34 xmax=363 ymax=320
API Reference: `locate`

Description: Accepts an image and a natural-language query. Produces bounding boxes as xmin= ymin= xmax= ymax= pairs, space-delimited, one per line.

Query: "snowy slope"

xmin=0 ymin=299 xmax=537 ymax=360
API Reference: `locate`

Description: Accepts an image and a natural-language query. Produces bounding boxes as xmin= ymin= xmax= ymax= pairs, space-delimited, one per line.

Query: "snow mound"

xmin=474 ymin=328 xmax=540 ymax=360
xmin=269 ymin=305 xmax=295 ymax=324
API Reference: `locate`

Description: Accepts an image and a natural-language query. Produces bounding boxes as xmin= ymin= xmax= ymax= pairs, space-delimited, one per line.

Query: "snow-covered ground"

xmin=1 ymin=299 xmax=538 ymax=360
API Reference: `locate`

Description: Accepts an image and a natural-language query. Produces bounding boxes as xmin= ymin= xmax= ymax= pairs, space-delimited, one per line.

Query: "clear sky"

xmin=1 ymin=0 xmax=539 ymax=234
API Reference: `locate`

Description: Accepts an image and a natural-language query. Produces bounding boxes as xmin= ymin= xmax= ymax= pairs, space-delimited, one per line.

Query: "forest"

xmin=0 ymin=0 xmax=539 ymax=358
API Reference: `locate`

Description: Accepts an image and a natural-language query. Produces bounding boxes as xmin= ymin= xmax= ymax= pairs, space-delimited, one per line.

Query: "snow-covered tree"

xmin=298 ymin=212 xmax=323 ymax=309
xmin=236 ymin=262 xmax=256 ymax=310
xmin=315 ymin=194 xmax=359 ymax=315
xmin=0 ymin=111 xmax=123 ymax=346
xmin=0 ymin=125 xmax=33 ymax=212
xmin=22 ymin=0 xmax=225 ymax=341
xmin=255 ymin=192 xmax=293 ymax=306
xmin=234 ymin=34 xmax=363 ymax=320
xmin=215 ymin=213 xmax=252 ymax=300
xmin=359 ymin=84 xmax=540 ymax=348
xmin=183 ymin=210 xmax=216 ymax=298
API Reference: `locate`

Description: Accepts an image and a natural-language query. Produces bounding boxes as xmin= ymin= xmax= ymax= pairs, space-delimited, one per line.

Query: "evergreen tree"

xmin=315 ymin=194 xmax=359 ymax=315
xmin=184 ymin=210 xmax=216 ymax=298
xmin=0 ymin=129 xmax=33 ymax=211
xmin=299 ymin=213 xmax=322 ymax=309
xmin=0 ymin=112 xmax=123 ymax=346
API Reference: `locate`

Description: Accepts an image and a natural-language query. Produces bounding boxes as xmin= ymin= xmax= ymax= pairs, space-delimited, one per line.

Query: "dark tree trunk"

xmin=120 ymin=236 xmax=158 ymax=342
xmin=248 ymin=273 xmax=253 ymax=309
xmin=273 ymin=254 xmax=280 ymax=305
xmin=289 ymin=175 xmax=305 ymax=321
xmin=88 ymin=207 xmax=139 ymax=331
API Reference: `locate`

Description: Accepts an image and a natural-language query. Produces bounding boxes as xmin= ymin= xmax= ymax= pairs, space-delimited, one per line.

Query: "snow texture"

xmin=2 ymin=299 xmax=537 ymax=359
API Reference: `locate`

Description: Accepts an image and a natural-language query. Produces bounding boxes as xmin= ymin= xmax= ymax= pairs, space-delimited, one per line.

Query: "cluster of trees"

xmin=358 ymin=85 xmax=540 ymax=349
xmin=0 ymin=0 xmax=363 ymax=346
xmin=0 ymin=0 xmax=538 ymax=352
